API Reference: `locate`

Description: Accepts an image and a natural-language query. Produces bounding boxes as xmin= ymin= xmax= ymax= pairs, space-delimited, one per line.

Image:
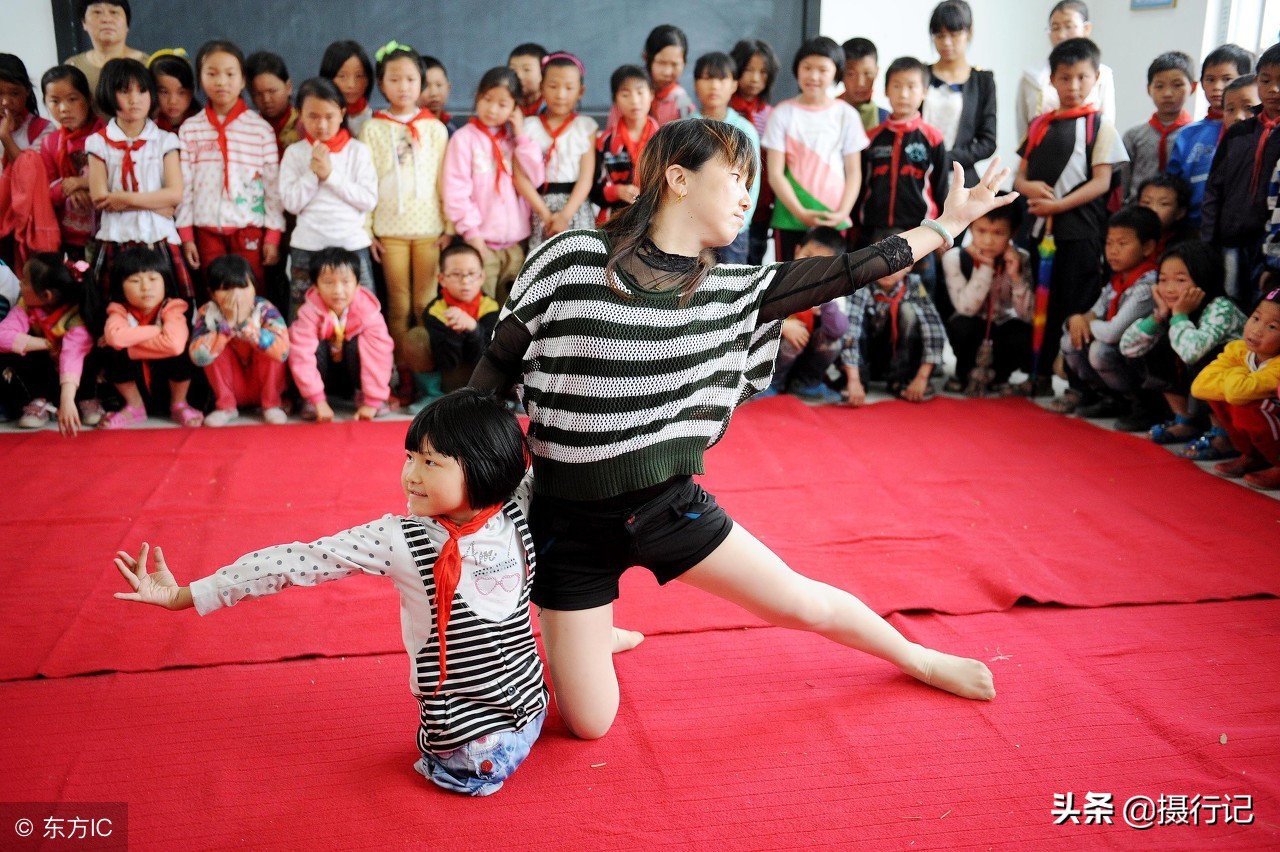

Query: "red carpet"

xmin=2 ymin=397 xmax=1276 ymax=681
xmin=2 ymin=601 xmax=1276 ymax=850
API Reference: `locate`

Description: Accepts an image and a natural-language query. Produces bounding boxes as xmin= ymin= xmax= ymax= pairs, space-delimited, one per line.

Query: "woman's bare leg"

xmin=538 ymin=603 xmax=621 ymax=739
xmin=678 ymin=524 xmax=995 ymax=700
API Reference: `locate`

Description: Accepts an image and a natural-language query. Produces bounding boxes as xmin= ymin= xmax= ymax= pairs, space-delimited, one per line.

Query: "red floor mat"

xmin=2 ymin=600 xmax=1276 ymax=850
xmin=3 ymin=397 xmax=1277 ymax=681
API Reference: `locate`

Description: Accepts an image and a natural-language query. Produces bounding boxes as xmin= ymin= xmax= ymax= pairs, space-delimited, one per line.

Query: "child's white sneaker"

xmin=17 ymin=398 xmax=55 ymax=428
xmin=262 ymin=407 xmax=287 ymax=425
xmin=204 ymin=408 xmax=239 ymax=427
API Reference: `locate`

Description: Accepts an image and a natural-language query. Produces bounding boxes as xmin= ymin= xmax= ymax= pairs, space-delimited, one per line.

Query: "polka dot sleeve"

xmin=189 ymin=515 xmax=406 ymax=615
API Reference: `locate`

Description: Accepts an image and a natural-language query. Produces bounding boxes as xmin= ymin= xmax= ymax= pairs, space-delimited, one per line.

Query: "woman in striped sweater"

xmin=471 ymin=118 xmax=1015 ymax=739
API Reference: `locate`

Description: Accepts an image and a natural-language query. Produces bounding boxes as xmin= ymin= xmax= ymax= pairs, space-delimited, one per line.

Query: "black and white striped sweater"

xmin=473 ymin=229 xmax=915 ymax=500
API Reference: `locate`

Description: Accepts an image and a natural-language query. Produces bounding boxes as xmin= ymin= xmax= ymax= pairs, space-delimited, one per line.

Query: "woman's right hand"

xmin=938 ymin=158 xmax=1018 ymax=234
xmin=182 ymin=241 xmax=201 ymax=269
xmin=370 ymin=236 xmax=385 ymax=264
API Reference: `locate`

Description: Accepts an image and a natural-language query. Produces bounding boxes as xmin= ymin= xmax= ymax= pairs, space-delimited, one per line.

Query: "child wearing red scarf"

xmin=39 ymin=66 xmax=103 ymax=257
xmin=1055 ymin=206 xmax=1161 ymax=426
xmin=441 ymin=67 xmax=542 ymax=305
xmin=112 ymin=389 xmax=555 ymax=796
xmin=590 ymin=66 xmax=658 ymax=224
xmin=176 ymin=40 xmax=284 ymax=295
xmin=403 ymin=243 xmax=501 ymax=410
xmin=1120 ymin=51 xmax=1196 ymax=204
xmin=279 ymin=77 xmax=377 ymax=319
xmin=1014 ymin=37 xmax=1128 ymax=393
xmin=100 ymin=246 xmax=199 ymax=428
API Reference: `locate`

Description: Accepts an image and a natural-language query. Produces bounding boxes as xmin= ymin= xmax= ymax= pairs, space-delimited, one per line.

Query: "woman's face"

xmin=648 ymin=45 xmax=685 ymax=90
xmin=678 ymin=154 xmax=752 ymax=248
xmin=932 ymin=28 xmax=970 ymax=64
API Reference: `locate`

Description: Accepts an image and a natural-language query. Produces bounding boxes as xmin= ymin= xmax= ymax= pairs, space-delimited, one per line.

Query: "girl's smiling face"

xmin=403 ymin=440 xmax=472 ymax=521
xmin=1154 ymin=256 xmax=1193 ymax=307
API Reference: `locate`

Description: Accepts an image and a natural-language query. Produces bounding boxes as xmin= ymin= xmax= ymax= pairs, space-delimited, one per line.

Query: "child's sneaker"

xmin=262 ymin=407 xmax=288 ymax=425
xmin=78 ymin=399 xmax=105 ymax=427
xmin=792 ymin=382 xmax=844 ymax=405
xmin=299 ymin=400 xmax=318 ymax=422
xmin=17 ymin=398 xmax=55 ymax=429
xmin=204 ymin=408 xmax=239 ymax=427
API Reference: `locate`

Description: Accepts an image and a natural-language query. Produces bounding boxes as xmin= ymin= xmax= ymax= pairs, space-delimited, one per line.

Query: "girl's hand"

xmin=182 ymin=241 xmax=201 ymax=269
xmin=508 ymin=109 xmax=524 ymax=135
xmin=262 ymin=243 xmax=280 ymax=266
xmin=816 ymin=208 xmax=850 ymax=228
xmin=62 ymin=176 xmax=88 ymax=195
xmin=616 ymin=184 xmax=640 ymax=205
xmin=57 ymin=397 xmax=80 ymax=437
xmin=939 ymin=159 xmax=1019 ymax=233
xmin=95 ymin=192 xmax=134 ymax=212
xmin=1172 ymin=285 xmax=1205 ymax=316
xmin=844 ymin=380 xmax=867 ymax=408
xmin=353 ymin=403 xmax=380 ymax=421
xmin=1002 ymin=245 xmax=1022 ymax=276
xmin=436 ymin=233 xmax=453 ymax=250
xmin=796 ymin=208 xmax=826 ymax=229
xmin=67 ymin=188 xmax=94 ymax=211
xmin=310 ymin=143 xmax=332 ymax=180
xmin=442 ymin=306 xmax=478 ymax=331
xmin=0 ymin=111 xmax=14 ymax=143
xmin=780 ymin=317 xmax=810 ymax=350
xmin=465 ymin=236 xmax=491 ymax=263
xmin=901 ymin=376 xmax=929 ymax=402
xmin=113 ymin=543 xmax=191 ymax=610
xmin=1068 ymin=314 xmax=1092 ymax=349
xmin=25 ymin=336 xmax=51 ymax=353
xmin=1151 ymin=288 xmax=1171 ymax=321
xmin=1025 ymin=197 xmax=1060 ymax=217
xmin=369 ymin=236 xmax=385 ymax=264
xmin=1019 ymin=180 xmax=1055 ymax=201
xmin=314 ymin=400 xmax=335 ymax=422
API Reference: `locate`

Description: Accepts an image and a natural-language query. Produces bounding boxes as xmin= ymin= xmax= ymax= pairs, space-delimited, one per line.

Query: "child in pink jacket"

xmin=100 ymin=246 xmax=198 ymax=428
xmin=288 ymin=246 xmax=394 ymax=422
xmin=442 ymin=67 xmax=544 ymax=302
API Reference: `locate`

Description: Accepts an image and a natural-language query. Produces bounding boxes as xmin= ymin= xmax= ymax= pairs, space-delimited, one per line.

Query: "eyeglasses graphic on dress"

xmin=475 ymin=574 xmax=520 ymax=595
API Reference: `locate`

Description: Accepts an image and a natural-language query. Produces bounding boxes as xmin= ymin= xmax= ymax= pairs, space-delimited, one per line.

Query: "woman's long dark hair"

xmin=601 ymin=118 xmax=757 ymax=303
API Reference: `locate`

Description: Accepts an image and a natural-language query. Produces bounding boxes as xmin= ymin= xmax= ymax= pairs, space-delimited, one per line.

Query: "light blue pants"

xmin=414 ymin=710 xmax=546 ymax=796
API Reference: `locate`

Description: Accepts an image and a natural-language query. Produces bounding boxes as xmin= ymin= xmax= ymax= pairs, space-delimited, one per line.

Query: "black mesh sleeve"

xmin=759 ymin=235 xmax=916 ymax=323
xmin=467 ymin=315 xmax=532 ymax=396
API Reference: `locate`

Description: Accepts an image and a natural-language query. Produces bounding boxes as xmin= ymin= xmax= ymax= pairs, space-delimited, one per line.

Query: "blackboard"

xmin=52 ymin=0 xmax=817 ymax=116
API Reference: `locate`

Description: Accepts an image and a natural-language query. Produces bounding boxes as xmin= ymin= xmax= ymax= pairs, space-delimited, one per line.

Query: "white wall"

xmin=1 ymin=3 xmax=59 ymax=116
xmin=819 ymin=0 xmax=1219 ymax=173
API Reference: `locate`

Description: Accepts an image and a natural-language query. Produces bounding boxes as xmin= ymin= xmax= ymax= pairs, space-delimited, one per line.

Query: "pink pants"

xmin=203 ymin=349 xmax=286 ymax=411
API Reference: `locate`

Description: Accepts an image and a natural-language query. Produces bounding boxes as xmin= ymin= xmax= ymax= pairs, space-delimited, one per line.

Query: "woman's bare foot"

xmin=611 ymin=627 xmax=644 ymax=654
xmin=906 ymin=645 xmax=996 ymax=700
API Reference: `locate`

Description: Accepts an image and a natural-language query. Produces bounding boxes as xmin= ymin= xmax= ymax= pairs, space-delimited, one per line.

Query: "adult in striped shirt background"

xmin=470 ymin=117 xmax=1015 ymax=741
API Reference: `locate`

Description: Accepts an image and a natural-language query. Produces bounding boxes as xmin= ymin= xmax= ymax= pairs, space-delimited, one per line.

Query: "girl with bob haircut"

xmin=470 ymin=117 xmax=1017 ymax=740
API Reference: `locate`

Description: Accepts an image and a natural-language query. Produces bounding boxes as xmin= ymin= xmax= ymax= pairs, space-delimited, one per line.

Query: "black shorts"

xmin=529 ymin=476 xmax=735 ymax=611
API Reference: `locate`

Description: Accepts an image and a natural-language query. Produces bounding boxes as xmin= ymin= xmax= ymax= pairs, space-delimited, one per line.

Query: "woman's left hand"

xmin=939 ymin=158 xmax=1018 ymax=233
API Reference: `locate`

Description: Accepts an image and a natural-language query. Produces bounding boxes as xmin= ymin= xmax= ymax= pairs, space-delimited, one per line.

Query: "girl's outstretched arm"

xmin=114 ymin=543 xmax=194 ymax=611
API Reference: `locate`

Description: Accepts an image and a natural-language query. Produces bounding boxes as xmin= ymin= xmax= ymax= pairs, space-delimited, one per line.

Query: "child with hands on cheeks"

xmin=287 ymin=246 xmax=394 ymax=423
xmin=112 ymin=389 xmax=551 ymax=797
xmin=188 ymin=254 xmax=290 ymax=426
xmin=1120 ymin=240 xmax=1245 ymax=458
xmin=0 ymin=54 xmax=53 ymax=169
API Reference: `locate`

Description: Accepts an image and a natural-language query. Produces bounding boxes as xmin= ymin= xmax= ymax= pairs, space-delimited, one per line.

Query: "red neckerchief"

xmin=302 ymin=127 xmax=352 ymax=153
xmin=56 ymin=116 xmax=104 ymax=178
xmin=653 ymin=81 xmax=677 ymax=106
xmin=521 ymin=96 xmax=544 ymax=117
xmin=98 ymin=127 xmax=147 ymax=191
xmin=538 ymin=112 xmax=578 ymax=167
xmin=372 ymin=108 xmax=437 ymax=144
xmin=1106 ymin=258 xmax=1157 ymax=320
xmin=154 ymin=103 xmax=199 ymax=135
xmin=1207 ymin=106 xmax=1224 ymax=122
xmin=438 ymin=109 xmax=452 ymax=124
xmin=205 ymin=99 xmax=250 ymax=196
xmin=1148 ymin=110 xmax=1191 ymax=169
xmin=467 ymin=117 xmax=511 ymax=191
xmin=883 ymin=113 xmax=924 ymax=135
xmin=614 ymin=116 xmax=657 ymax=175
xmin=441 ymin=289 xmax=482 ymax=319
xmin=428 ymin=503 xmax=505 ymax=694
xmin=730 ymin=94 xmax=765 ymax=126
xmin=1250 ymin=111 xmax=1280 ymax=196
xmin=347 ymin=96 xmax=369 ymax=117
xmin=28 ymin=300 xmax=74 ymax=340
xmin=873 ymin=281 xmax=907 ymax=350
xmin=1023 ymin=103 xmax=1099 ymax=158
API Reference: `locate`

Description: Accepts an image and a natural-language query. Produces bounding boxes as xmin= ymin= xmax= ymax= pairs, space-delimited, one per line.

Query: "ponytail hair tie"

xmin=375 ymin=40 xmax=413 ymax=62
xmin=542 ymin=51 xmax=586 ymax=77
xmin=64 ymin=259 xmax=90 ymax=283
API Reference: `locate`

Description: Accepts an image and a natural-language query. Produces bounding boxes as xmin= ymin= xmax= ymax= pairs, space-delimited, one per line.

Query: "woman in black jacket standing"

xmin=923 ymin=0 xmax=997 ymax=188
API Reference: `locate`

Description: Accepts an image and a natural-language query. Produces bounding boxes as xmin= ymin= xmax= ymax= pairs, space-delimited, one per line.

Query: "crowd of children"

xmin=0 ymin=0 xmax=1278 ymax=488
